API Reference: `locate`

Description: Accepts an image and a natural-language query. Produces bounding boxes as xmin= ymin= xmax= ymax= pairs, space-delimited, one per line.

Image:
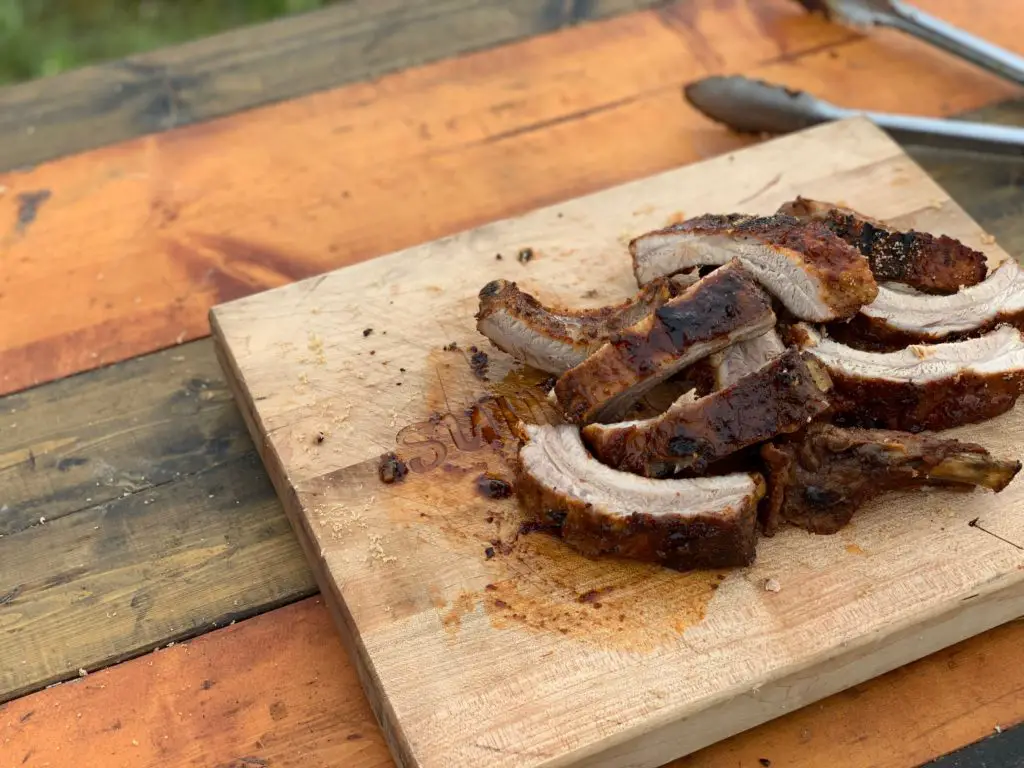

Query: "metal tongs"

xmin=684 ymin=0 xmax=1024 ymax=156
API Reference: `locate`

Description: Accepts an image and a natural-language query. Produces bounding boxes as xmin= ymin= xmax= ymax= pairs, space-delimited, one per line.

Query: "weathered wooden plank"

xmin=0 ymin=339 xmax=317 ymax=704
xmin=0 ymin=0 xmax=667 ymax=173
xmin=2 ymin=597 xmax=1022 ymax=768
xmin=0 ymin=343 xmax=252 ymax=536
xmin=0 ymin=599 xmax=387 ymax=768
xmin=9 ymin=0 xmax=1022 ymax=396
xmin=0 ymin=447 xmax=316 ymax=703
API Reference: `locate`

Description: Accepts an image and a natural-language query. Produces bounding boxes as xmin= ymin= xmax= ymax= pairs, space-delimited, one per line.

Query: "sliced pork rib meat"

xmin=778 ymin=196 xmax=988 ymax=294
xmin=582 ymin=349 xmax=832 ymax=478
xmin=777 ymin=197 xmax=888 ymax=229
xmin=554 ymin=260 xmax=776 ymax=424
xmin=827 ymin=258 xmax=1024 ymax=351
xmin=690 ymin=329 xmax=787 ymax=397
xmin=793 ymin=323 xmax=1024 ymax=432
xmin=761 ymin=422 xmax=1021 ymax=535
xmin=515 ymin=423 xmax=766 ymax=569
xmin=475 ymin=277 xmax=678 ymax=374
xmin=629 ymin=213 xmax=877 ymax=321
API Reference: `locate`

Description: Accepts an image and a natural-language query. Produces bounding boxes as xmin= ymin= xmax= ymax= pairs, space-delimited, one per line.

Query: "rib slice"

xmin=761 ymin=422 xmax=1021 ymax=535
xmin=792 ymin=323 xmax=1024 ymax=432
xmin=582 ymin=348 xmax=832 ymax=477
xmin=827 ymin=259 xmax=1024 ymax=350
xmin=554 ymin=260 xmax=776 ymax=424
xmin=778 ymin=196 xmax=988 ymax=294
xmin=515 ymin=423 xmax=766 ymax=569
xmin=629 ymin=213 xmax=877 ymax=321
xmin=475 ymin=278 xmax=678 ymax=374
xmin=690 ymin=329 xmax=787 ymax=396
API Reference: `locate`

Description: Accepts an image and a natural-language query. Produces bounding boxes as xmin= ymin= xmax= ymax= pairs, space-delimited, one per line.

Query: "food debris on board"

xmin=378 ymin=453 xmax=408 ymax=484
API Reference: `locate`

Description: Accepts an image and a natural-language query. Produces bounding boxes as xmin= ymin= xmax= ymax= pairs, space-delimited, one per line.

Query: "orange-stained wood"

xmin=3 ymin=598 xmax=1023 ymax=768
xmin=0 ymin=599 xmax=391 ymax=768
xmin=1 ymin=0 xmax=1021 ymax=395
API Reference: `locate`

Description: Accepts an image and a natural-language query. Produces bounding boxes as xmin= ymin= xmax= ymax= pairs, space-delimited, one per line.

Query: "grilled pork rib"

xmin=516 ymin=423 xmax=766 ymax=569
xmin=690 ymin=329 xmax=787 ymax=396
xmin=582 ymin=349 xmax=832 ymax=477
xmin=761 ymin=422 xmax=1021 ymax=535
xmin=827 ymin=259 xmax=1024 ymax=351
xmin=629 ymin=213 xmax=877 ymax=321
xmin=475 ymin=278 xmax=677 ymax=374
xmin=554 ymin=260 xmax=776 ymax=424
xmin=792 ymin=323 xmax=1024 ymax=432
xmin=778 ymin=196 xmax=988 ymax=294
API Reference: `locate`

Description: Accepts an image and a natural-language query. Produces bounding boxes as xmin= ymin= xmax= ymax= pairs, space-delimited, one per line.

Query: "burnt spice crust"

xmin=554 ymin=261 xmax=774 ymax=424
xmin=825 ymin=368 xmax=1024 ymax=433
xmin=779 ymin=197 xmax=988 ymax=294
xmin=582 ymin=349 xmax=832 ymax=477
xmin=632 ymin=213 xmax=878 ymax=320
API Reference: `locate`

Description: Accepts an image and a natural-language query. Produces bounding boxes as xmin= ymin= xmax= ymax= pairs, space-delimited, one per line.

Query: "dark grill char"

xmin=554 ymin=260 xmax=776 ymax=424
xmin=778 ymin=197 xmax=988 ymax=294
xmin=582 ymin=349 xmax=832 ymax=477
xmin=760 ymin=422 xmax=1021 ymax=535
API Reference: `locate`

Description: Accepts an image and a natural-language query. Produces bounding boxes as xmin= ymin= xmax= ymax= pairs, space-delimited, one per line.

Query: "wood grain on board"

xmin=211 ymin=118 xmax=1024 ymax=768
xmin=2 ymin=0 xmax=1021 ymax=396
xmin=3 ymin=597 xmax=1023 ymax=768
xmin=0 ymin=342 xmax=315 ymax=703
xmin=0 ymin=0 xmax=666 ymax=173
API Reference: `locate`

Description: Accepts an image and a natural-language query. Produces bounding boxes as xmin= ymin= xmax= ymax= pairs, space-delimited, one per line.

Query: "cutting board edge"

xmin=211 ymin=326 xmax=422 ymax=768
xmin=566 ymin=577 xmax=1024 ymax=768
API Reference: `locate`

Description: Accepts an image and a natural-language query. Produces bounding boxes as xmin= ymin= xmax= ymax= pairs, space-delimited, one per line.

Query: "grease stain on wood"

xmin=303 ymin=349 xmax=723 ymax=651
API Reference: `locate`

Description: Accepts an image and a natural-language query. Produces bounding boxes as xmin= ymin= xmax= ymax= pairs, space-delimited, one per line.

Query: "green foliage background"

xmin=0 ymin=0 xmax=335 ymax=85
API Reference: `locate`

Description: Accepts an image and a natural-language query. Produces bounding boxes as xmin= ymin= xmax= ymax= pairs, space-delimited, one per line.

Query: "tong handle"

xmin=888 ymin=0 xmax=1024 ymax=88
xmin=863 ymin=110 xmax=1024 ymax=157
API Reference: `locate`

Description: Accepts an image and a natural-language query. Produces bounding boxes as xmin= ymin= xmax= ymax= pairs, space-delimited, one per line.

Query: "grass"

xmin=0 ymin=0 xmax=337 ymax=85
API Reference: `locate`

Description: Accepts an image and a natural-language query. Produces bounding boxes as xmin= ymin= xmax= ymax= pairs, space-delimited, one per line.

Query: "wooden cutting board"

xmin=210 ymin=117 xmax=1024 ymax=768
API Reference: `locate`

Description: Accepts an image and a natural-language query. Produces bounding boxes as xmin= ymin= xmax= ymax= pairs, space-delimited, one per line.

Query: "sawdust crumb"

xmin=981 ymin=233 xmax=996 ymax=245
xmin=764 ymin=578 xmax=781 ymax=593
xmin=308 ymin=332 xmax=327 ymax=365
xmin=367 ymin=532 xmax=397 ymax=564
xmin=929 ymin=198 xmax=943 ymax=210
xmin=298 ymin=372 xmax=310 ymax=385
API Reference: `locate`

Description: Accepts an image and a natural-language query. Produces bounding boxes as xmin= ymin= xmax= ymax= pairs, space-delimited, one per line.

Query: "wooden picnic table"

xmin=2 ymin=1 xmax=1024 ymax=766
